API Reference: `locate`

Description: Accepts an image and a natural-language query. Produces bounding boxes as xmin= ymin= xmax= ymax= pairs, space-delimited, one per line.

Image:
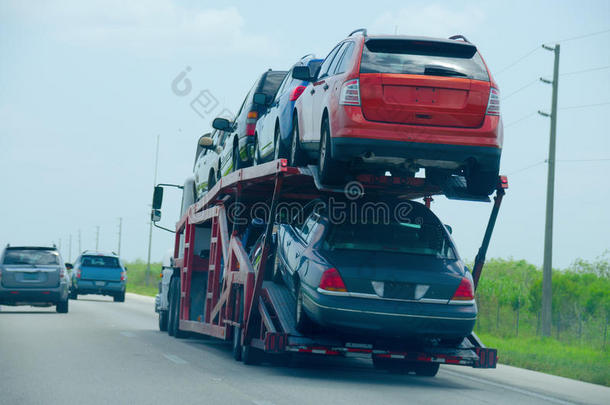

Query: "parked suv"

xmin=0 ymin=245 xmax=70 ymax=313
xmin=212 ymin=69 xmax=287 ymax=173
xmin=69 ymin=251 xmax=127 ymax=302
xmin=291 ymin=30 xmax=502 ymax=194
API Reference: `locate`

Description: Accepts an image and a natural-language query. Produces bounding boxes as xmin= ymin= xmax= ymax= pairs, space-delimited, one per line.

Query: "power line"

xmin=502 ymin=78 xmax=539 ymax=101
xmin=561 ymin=65 xmax=610 ymax=77
xmin=557 ymin=158 xmax=610 ymax=163
xmin=496 ymin=47 xmax=539 ymax=75
xmin=560 ymin=101 xmax=610 ymax=110
xmin=554 ymin=28 xmax=610 ymax=44
xmin=504 ymin=112 xmax=538 ymax=128
xmin=507 ymin=160 xmax=546 ymax=175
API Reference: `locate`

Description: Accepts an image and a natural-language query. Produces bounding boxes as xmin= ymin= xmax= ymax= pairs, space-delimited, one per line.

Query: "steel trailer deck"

xmin=165 ymin=158 xmax=506 ymax=369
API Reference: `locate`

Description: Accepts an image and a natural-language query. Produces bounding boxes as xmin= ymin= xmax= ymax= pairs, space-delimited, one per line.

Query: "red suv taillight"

xmin=339 ymin=79 xmax=360 ymax=106
xmin=120 ymin=271 xmax=126 ymax=281
xmin=486 ymin=87 xmax=500 ymax=115
xmin=246 ymin=110 xmax=258 ymax=136
xmin=319 ymin=268 xmax=347 ymax=292
xmin=289 ymin=85 xmax=307 ymax=101
xmin=451 ymin=277 xmax=474 ymax=301
xmin=76 ymin=268 xmax=81 ymax=279
xmin=60 ymin=268 xmax=65 ymax=279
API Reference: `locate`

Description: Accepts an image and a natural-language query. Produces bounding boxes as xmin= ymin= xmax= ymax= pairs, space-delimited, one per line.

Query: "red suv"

xmin=290 ymin=29 xmax=502 ymax=195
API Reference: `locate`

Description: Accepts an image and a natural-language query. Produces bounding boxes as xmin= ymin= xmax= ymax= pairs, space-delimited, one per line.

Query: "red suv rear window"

xmin=360 ymin=38 xmax=489 ymax=81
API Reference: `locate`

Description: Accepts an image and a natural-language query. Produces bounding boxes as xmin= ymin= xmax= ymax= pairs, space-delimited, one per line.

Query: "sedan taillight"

xmin=319 ymin=268 xmax=347 ymax=292
xmin=339 ymin=79 xmax=360 ymax=106
xmin=486 ymin=87 xmax=500 ymax=115
xmin=451 ymin=277 xmax=474 ymax=301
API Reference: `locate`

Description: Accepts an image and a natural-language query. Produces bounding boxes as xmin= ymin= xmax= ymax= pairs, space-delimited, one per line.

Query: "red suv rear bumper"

xmin=330 ymin=106 xmax=502 ymax=171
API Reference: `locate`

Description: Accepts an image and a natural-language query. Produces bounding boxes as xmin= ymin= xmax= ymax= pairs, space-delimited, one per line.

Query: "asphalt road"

xmin=1 ymin=293 xmax=607 ymax=405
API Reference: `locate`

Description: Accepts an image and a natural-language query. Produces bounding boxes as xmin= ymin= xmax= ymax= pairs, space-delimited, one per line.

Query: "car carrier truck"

xmin=151 ymin=158 xmax=507 ymax=376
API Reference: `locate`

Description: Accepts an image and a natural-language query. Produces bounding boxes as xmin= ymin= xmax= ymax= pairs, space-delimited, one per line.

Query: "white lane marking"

xmin=120 ymin=331 xmax=136 ymax=338
xmin=442 ymin=369 xmax=577 ymax=405
xmin=163 ymin=353 xmax=188 ymax=365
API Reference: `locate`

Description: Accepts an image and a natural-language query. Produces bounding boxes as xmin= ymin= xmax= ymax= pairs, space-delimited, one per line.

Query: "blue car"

xmin=253 ymin=55 xmax=323 ymax=163
xmin=68 ymin=251 xmax=127 ymax=302
xmin=273 ymin=199 xmax=477 ymax=343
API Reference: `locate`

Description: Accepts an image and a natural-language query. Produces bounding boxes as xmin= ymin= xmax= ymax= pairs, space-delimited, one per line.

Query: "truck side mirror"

xmin=445 ymin=224 xmax=453 ymax=234
xmin=65 ymin=263 xmax=73 ymax=270
xmin=212 ymin=117 xmax=232 ymax=131
xmin=152 ymin=186 xmax=164 ymax=210
xmin=198 ymin=134 xmax=214 ymax=149
xmin=292 ymin=65 xmax=314 ymax=81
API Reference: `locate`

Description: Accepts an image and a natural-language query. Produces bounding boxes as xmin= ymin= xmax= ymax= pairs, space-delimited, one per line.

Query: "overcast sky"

xmin=1 ymin=0 xmax=608 ymax=267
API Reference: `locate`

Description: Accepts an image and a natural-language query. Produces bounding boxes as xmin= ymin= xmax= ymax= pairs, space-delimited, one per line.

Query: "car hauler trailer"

xmin=152 ymin=159 xmax=507 ymax=374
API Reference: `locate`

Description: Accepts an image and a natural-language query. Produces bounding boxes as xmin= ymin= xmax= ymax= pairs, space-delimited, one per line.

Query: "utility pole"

xmin=78 ymin=229 xmax=82 ymax=254
xmin=538 ymin=43 xmax=560 ymax=337
xmin=68 ymin=234 xmax=72 ymax=262
xmin=96 ymin=226 xmax=100 ymax=250
xmin=146 ymin=135 xmax=160 ymax=286
xmin=118 ymin=217 xmax=123 ymax=256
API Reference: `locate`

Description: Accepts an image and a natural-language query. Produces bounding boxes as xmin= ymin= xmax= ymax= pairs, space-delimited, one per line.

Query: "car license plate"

xmin=23 ymin=273 xmax=38 ymax=280
xmin=95 ymin=281 xmax=106 ymax=286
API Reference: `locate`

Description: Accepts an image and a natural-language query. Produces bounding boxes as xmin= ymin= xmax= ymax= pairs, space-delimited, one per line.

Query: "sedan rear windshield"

xmin=323 ymin=222 xmax=456 ymax=259
xmin=261 ymin=72 xmax=288 ymax=96
xmin=81 ymin=255 xmax=120 ymax=268
xmin=360 ymin=39 xmax=489 ymax=81
xmin=3 ymin=249 xmax=59 ymax=265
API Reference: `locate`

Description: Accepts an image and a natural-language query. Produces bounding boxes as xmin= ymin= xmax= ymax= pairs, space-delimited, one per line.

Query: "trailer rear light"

xmin=289 ymin=85 xmax=307 ymax=101
xmin=246 ymin=110 xmax=258 ymax=136
xmin=451 ymin=277 xmax=474 ymax=301
xmin=486 ymin=87 xmax=500 ymax=115
xmin=319 ymin=268 xmax=347 ymax=292
xmin=339 ymin=79 xmax=360 ymax=106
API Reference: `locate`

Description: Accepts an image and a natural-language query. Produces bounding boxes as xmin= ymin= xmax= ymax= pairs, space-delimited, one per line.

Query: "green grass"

xmin=125 ymin=260 xmax=161 ymax=297
xmin=479 ymin=333 xmax=610 ymax=386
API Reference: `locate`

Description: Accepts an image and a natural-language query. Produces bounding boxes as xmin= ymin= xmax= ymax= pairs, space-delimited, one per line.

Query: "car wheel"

xmin=289 ymin=115 xmax=306 ymax=167
xmin=274 ymin=125 xmax=287 ymax=160
xmin=232 ymin=145 xmax=241 ymax=172
xmin=412 ymin=362 xmax=440 ymax=377
xmin=208 ymin=170 xmax=216 ymax=192
xmin=295 ymin=283 xmax=313 ymax=333
xmin=56 ymin=299 xmax=69 ymax=313
xmin=272 ymin=249 xmax=283 ymax=285
xmin=69 ymin=289 xmax=77 ymax=300
xmin=253 ymin=135 xmax=261 ymax=166
xmin=114 ymin=292 xmax=125 ymax=302
xmin=467 ymin=167 xmax=498 ymax=196
xmin=319 ymin=118 xmax=345 ymax=184
xmin=159 ymin=310 xmax=169 ymax=332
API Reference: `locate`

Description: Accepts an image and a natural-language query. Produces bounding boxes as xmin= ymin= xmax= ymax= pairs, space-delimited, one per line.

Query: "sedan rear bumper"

xmin=73 ymin=280 xmax=125 ymax=296
xmin=302 ymin=285 xmax=476 ymax=340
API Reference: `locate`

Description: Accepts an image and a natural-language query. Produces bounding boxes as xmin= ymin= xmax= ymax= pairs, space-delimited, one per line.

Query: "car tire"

xmin=158 ymin=310 xmax=169 ymax=332
xmin=289 ymin=115 xmax=306 ymax=167
xmin=272 ymin=249 xmax=283 ymax=285
xmin=208 ymin=170 xmax=216 ymax=192
xmin=295 ymin=283 xmax=313 ymax=333
xmin=412 ymin=362 xmax=440 ymax=377
xmin=274 ymin=125 xmax=287 ymax=160
xmin=242 ymin=343 xmax=264 ymax=365
xmin=56 ymin=299 xmax=69 ymax=314
xmin=467 ymin=168 xmax=498 ymax=196
xmin=114 ymin=292 xmax=125 ymax=302
xmin=69 ymin=289 xmax=77 ymax=300
xmin=232 ymin=144 xmax=241 ymax=172
xmin=319 ymin=118 xmax=345 ymax=185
